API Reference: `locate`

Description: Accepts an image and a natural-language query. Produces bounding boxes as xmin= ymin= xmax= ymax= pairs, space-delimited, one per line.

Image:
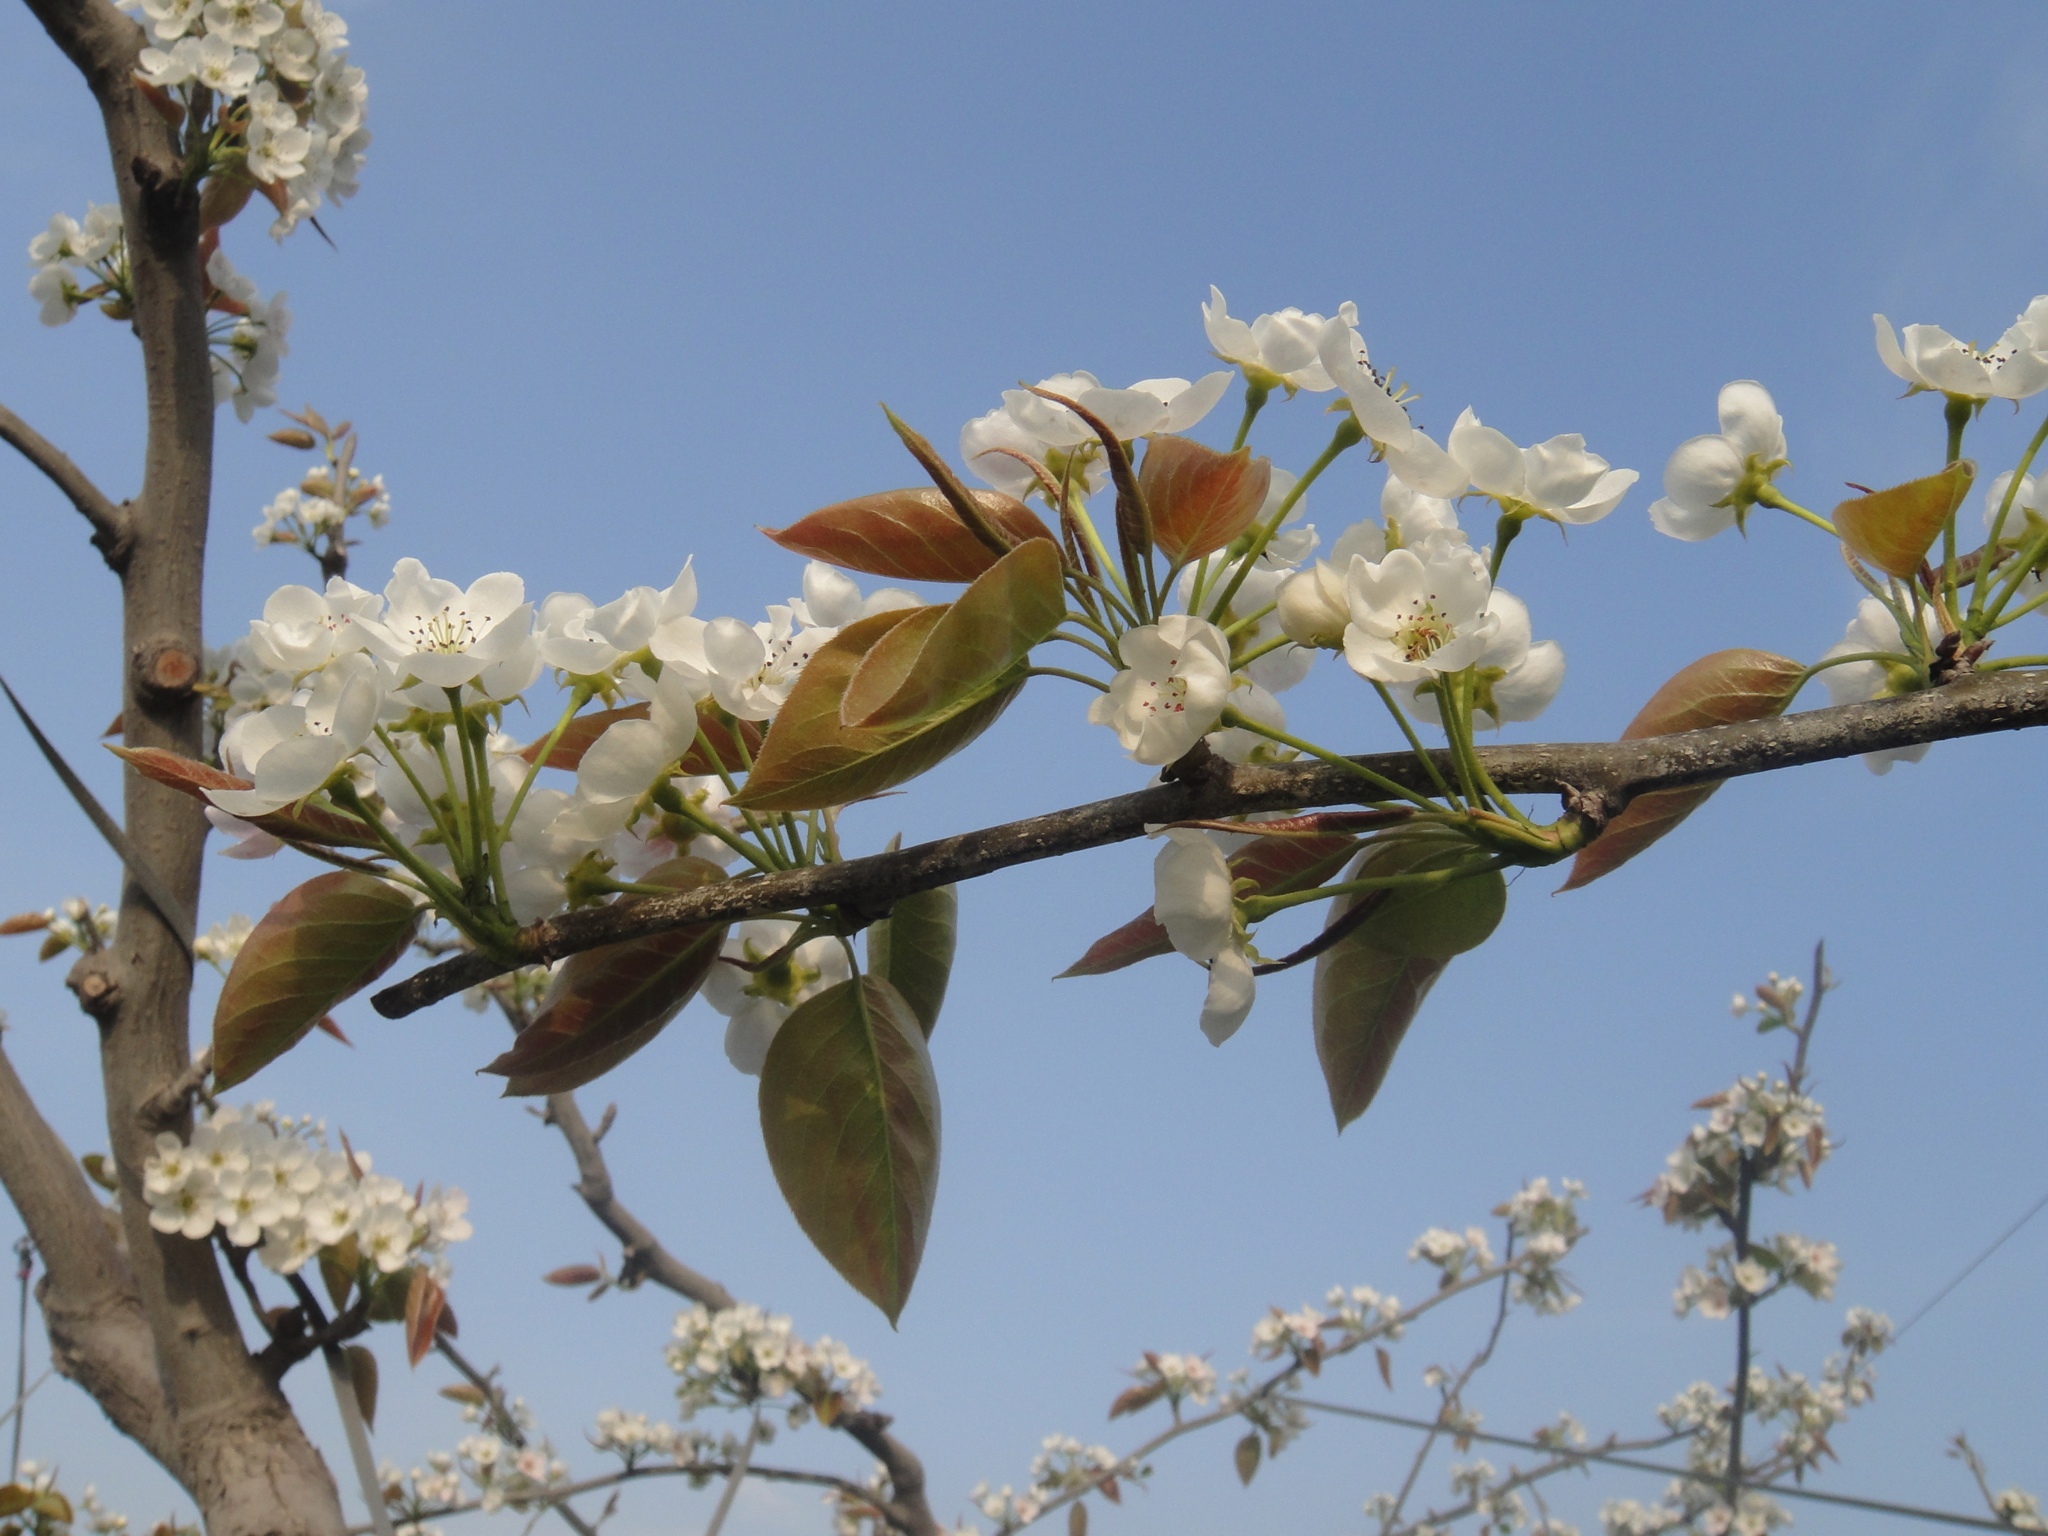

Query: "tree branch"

xmin=374 ymin=669 xmax=2048 ymax=1017
xmin=0 ymin=403 xmax=129 ymax=564
xmin=0 ymin=1036 xmax=179 ymax=1474
xmin=540 ymin=1094 xmax=738 ymax=1311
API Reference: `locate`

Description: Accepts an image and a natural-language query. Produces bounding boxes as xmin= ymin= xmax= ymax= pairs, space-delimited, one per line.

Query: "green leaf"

xmin=1834 ymin=460 xmax=1974 ymax=579
xmin=765 ymin=487 xmax=1057 ymax=583
xmin=212 ymin=872 xmax=422 ymax=1090
xmin=759 ymin=976 xmax=941 ymax=1323
xmin=1140 ymin=435 xmax=1272 ymax=563
xmin=867 ymin=885 xmax=958 ymax=1038
xmin=1058 ymin=833 xmax=1361 ymax=978
xmin=1347 ymin=834 xmax=1506 ymax=959
xmin=0 ymin=1487 xmax=32 ymax=1519
xmin=1562 ymin=649 xmax=1806 ymax=891
xmin=842 ymin=540 xmax=1065 ymax=729
xmin=732 ymin=609 xmax=1023 ymax=813
xmin=345 ymin=1344 xmax=379 ymax=1431
xmin=482 ymin=857 xmax=727 ymax=1095
xmin=1312 ymin=914 xmax=1448 ymax=1132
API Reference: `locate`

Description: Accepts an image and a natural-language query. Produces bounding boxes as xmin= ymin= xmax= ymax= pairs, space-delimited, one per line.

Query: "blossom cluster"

xmin=968 ymin=1436 xmax=1131 ymax=1533
xmin=141 ymin=1103 xmax=470 ymax=1279
xmin=126 ymin=0 xmax=369 ymax=239
xmin=1643 ymin=1074 xmax=1829 ymax=1229
xmin=666 ymin=1302 xmax=880 ymax=1428
xmin=1672 ymin=1230 xmax=1840 ymax=1320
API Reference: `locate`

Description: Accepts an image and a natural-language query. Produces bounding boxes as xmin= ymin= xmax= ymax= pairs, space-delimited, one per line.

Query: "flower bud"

xmin=1276 ymin=565 xmax=1348 ymax=648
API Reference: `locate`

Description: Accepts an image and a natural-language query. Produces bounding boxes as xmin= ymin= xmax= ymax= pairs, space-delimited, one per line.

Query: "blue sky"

xmin=3 ymin=3 xmax=2047 ymax=1532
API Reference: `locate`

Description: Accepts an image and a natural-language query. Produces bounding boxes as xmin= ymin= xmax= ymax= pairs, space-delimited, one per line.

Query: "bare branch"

xmin=541 ymin=1094 xmax=738 ymax=1310
xmin=834 ymin=1408 xmax=942 ymax=1536
xmin=0 ymin=1036 xmax=179 ymax=1474
xmin=0 ymin=402 xmax=129 ymax=563
xmin=375 ymin=669 xmax=2048 ymax=1018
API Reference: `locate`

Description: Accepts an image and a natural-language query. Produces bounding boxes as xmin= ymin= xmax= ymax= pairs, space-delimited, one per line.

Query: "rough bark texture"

xmin=0 ymin=1041 xmax=177 ymax=1470
xmin=7 ymin=2 xmax=348 ymax=1531
xmin=376 ymin=667 xmax=2048 ymax=1015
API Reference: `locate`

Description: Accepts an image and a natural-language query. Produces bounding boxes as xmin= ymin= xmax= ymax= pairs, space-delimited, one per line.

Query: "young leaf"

xmin=1561 ymin=649 xmax=1806 ymax=891
xmin=1140 ymin=436 xmax=1272 ymax=563
xmin=404 ymin=1269 xmax=444 ymax=1367
xmin=111 ymin=745 xmax=384 ymax=850
xmin=345 ymin=1344 xmax=379 ymax=1430
xmin=867 ymin=885 xmax=958 ymax=1039
xmin=1313 ymin=920 xmax=1448 ymax=1132
xmin=758 ymin=976 xmax=941 ymax=1323
xmin=765 ymin=488 xmax=1056 ymax=583
xmin=733 ymin=610 xmax=1024 ymax=812
xmin=1834 ymin=460 xmax=1975 ymax=579
xmin=519 ymin=703 xmax=650 ymax=769
xmin=1068 ymin=1503 xmax=1089 ymax=1536
xmin=843 ymin=541 xmax=1065 ymax=730
xmin=482 ymin=857 xmax=727 ymax=1095
xmin=0 ymin=1487 xmax=31 ymax=1518
xmin=1235 ymin=1432 xmax=1262 ymax=1486
xmin=1108 ymin=1381 xmax=1167 ymax=1419
xmin=838 ymin=604 xmax=949 ymax=727
xmin=212 ymin=872 xmax=422 ymax=1090
xmin=1058 ymin=833 xmax=1361 ymax=978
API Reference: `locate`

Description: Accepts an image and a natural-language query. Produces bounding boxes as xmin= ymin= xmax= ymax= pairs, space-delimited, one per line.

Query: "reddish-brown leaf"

xmin=404 ymin=1269 xmax=444 ymax=1367
xmin=1058 ymin=833 xmax=1360 ymax=978
xmin=1562 ymin=649 xmax=1806 ymax=891
xmin=543 ymin=1265 xmax=604 ymax=1287
xmin=732 ymin=610 xmax=1024 ymax=813
xmin=482 ymin=857 xmax=727 ymax=1094
xmin=766 ymin=488 xmax=1057 ymax=583
xmin=1108 ymin=1382 xmax=1167 ymax=1419
xmin=1834 ymin=460 xmax=1975 ymax=579
xmin=1140 ymin=436 xmax=1272 ymax=563
xmin=0 ymin=912 xmax=50 ymax=936
xmin=212 ymin=873 xmax=422 ymax=1090
xmin=111 ymin=745 xmax=383 ymax=850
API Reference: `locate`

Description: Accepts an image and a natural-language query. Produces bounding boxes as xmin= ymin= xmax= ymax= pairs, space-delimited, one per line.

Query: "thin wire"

xmin=10 ymin=1237 xmax=29 ymax=1477
xmin=1295 ymin=1399 xmax=2011 ymax=1532
xmin=1894 ymin=1182 xmax=2048 ymax=1341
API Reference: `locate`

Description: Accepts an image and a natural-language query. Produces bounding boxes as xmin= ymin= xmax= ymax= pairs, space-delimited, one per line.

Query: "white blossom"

xmin=1648 ymin=381 xmax=1790 ymax=542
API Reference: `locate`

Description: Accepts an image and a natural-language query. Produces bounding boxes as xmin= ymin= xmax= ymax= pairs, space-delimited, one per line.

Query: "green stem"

xmin=503 ymin=686 xmax=593 ymax=832
xmin=376 ymin=724 xmax=465 ymax=866
xmin=1232 ymin=633 xmax=1294 ymax=668
xmin=1978 ymin=523 xmax=2048 ymax=627
xmin=1219 ymin=708 xmax=1442 ymax=813
xmin=445 ymin=689 xmax=501 ymax=912
xmin=1065 ymin=496 xmax=1132 ymax=612
xmin=327 ymin=782 xmax=479 ymax=938
xmin=1026 ymin=666 xmax=1111 ymax=692
xmin=1240 ymin=857 xmax=1504 ymax=922
xmin=1220 ymin=601 xmax=1277 ymax=642
xmin=1488 ymin=512 xmax=1522 ymax=584
xmin=1945 ymin=394 xmax=1971 ymax=467
xmin=1754 ymin=484 xmax=1837 ymax=537
xmin=1977 ymin=653 xmax=2048 ymax=670
xmin=1794 ymin=651 xmax=1902 ymax=688
xmin=1972 ymin=412 xmax=2048 ymax=624
xmin=1232 ymin=379 xmax=1272 ymax=452
xmin=674 ymin=797 xmax=778 ymax=875
xmin=1370 ymin=680 xmax=1460 ymax=805
xmin=1206 ymin=416 xmax=1363 ymax=625
xmin=425 ymin=725 xmax=475 ymax=878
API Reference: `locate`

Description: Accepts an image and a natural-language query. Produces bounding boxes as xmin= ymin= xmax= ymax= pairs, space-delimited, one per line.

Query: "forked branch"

xmin=0 ymin=402 xmax=128 ymax=563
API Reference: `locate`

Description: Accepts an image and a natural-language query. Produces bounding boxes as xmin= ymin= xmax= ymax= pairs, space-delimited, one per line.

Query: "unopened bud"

xmin=268 ymin=428 xmax=318 ymax=450
xmin=1276 ymin=565 xmax=1348 ymax=649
